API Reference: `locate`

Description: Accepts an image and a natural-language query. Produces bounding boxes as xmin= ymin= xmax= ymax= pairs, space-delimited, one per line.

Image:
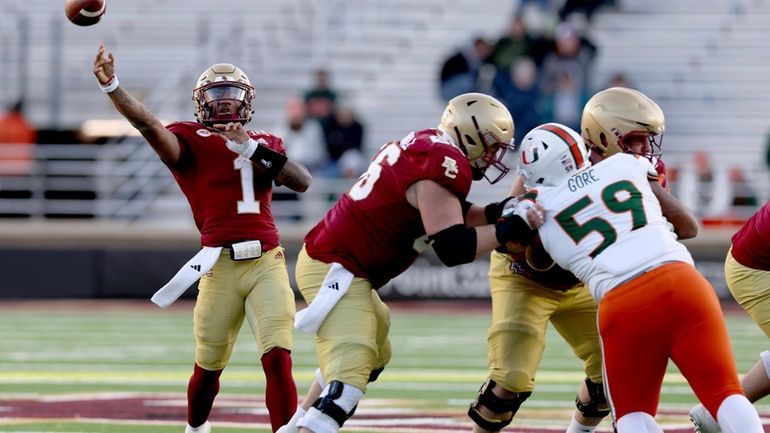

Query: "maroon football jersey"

xmin=165 ymin=121 xmax=285 ymax=248
xmin=731 ymin=200 xmax=770 ymax=271
xmin=305 ymin=129 xmax=473 ymax=288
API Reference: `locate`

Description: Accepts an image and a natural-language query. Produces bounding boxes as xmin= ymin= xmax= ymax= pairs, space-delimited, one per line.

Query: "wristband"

xmin=250 ymin=143 xmax=288 ymax=178
xmin=100 ymin=75 xmax=119 ymax=93
xmin=484 ymin=196 xmax=515 ymax=224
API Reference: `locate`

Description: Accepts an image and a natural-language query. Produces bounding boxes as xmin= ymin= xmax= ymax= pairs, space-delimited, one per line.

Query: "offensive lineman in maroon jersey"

xmin=278 ymin=93 xmax=544 ymax=433
xmin=93 ymin=45 xmax=312 ymax=433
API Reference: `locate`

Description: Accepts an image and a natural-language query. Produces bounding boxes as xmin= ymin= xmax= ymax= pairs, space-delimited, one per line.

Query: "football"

xmin=65 ymin=0 xmax=106 ymax=26
xmin=524 ymin=233 xmax=555 ymax=271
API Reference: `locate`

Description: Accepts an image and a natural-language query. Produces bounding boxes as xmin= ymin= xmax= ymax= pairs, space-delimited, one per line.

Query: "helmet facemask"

xmin=617 ymin=131 xmax=663 ymax=161
xmin=466 ymin=130 xmax=514 ymax=184
xmin=193 ymin=81 xmax=254 ymax=126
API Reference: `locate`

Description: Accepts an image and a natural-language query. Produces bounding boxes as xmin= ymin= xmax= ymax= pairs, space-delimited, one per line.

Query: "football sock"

xmin=717 ymin=394 xmax=764 ymax=433
xmin=187 ymin=363 xmax=223 ymax=428
xmin=262 ymin=348 xmax=298 ymax=432
xmin=567 ymin=414 xmax=597 ymax=433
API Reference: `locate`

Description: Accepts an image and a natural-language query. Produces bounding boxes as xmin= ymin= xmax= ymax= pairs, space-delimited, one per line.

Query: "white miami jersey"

xmin=534 ymin=153 xmax=693 ymax=301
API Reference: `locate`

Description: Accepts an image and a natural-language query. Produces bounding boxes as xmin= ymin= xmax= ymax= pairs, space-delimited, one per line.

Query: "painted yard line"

xmin=0 ymin=370 xmax=696 ymax=384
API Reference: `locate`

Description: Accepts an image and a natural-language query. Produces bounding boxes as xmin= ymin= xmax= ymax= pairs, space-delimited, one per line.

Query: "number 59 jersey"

xmin=534 ymin=153 xmax=693 ymax=301
xmin=304 ymin=129 xmax=473 ymax=289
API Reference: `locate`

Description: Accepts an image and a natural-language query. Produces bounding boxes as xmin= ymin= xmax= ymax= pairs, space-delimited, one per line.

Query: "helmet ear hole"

xmin=599 ymin=133 xmax=609 ymax=154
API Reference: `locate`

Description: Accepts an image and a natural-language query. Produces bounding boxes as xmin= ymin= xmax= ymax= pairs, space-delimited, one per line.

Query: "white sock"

xmin=716 ymin=394 xmax=764 ymax=433
xmin=566 ymin=414 xmax=596 ymax=433
xmin=760 ymin=350 xmax=770 ymax=379
xmin=616 ymin=412 xmax=663 ymax=433
xmin=289 ymin=406 xmax=307 ymax=425
xmin=315 ymin=367 xmax=327 ymax=389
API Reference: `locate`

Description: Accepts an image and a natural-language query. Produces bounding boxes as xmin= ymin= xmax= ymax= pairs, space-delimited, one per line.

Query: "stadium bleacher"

xmin=0 ymin=0 xmax=768 ymax=224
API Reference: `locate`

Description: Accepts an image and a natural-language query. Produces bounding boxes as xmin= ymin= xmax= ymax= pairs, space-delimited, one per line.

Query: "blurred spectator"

xmin=0 ymin=100 xmax=37 ymax=176
xmin=517 ymin=0 xmax=561 ymax=41
xmin=540 ymin=70 xmax=589 ymax=131
xmin=729 ymin=166 xmax=758 ymax=209
xmin=337 ymin=148 xmax=367 ymax=179
xmin=604 ymin=71 xmax=634 ymax=90
xmin=304 ymin=69 xmax=337 ymax=121
xmin=492 ymin=57 xmax=543 ymax=145
xmin=439 ymin=37 xmax=493 ymax=101
xmin=539 ymin=22 xmax=596 ymax=97
xmin=559 ymin=0 xmax=616 ymax=21
xmin=272 ymin=96 xmax=328 ymax=172
xmin=490 ymin=16 xmax=534 ymax=70
xmin=677 ymin=150 xmax=731 ymax=218
xmin=271 ymin=96 xmax=328 ymax=221
xmin=323 ymin=107 xmax=366 ymax=178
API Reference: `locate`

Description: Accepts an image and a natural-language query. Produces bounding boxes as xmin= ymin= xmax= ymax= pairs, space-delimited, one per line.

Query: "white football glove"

xmin=503 ymin=198 xmax=545 ymax=230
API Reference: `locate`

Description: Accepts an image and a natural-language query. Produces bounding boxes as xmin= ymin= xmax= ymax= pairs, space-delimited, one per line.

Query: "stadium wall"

xmin=0 ymin=222 xmax=736 ymax=300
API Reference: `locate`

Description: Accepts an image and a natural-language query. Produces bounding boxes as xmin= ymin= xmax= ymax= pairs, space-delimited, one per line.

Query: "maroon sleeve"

xmin=248 ymin=131 xmax=286 ymax=156
xmin=417 ymin=145 xmax=473 ymax=199
xmin=165 ymin=121 xmax=194 ymax=169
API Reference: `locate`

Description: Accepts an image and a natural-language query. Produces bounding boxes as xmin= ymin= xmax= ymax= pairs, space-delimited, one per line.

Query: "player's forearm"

xmin=106 ymin=86 xmax=179 ymax=163
xmin=475 ymin=225 xmax=501 ymax=257
xmin=107 ymin=86 xmax=165 ymax=135
xmin=275 ymin=160 xmax=312 ymax=192
xmin=464 ymin=204 xmax=488 ymax=227
xmin=665 ymin=208 xmax=699 ymax=240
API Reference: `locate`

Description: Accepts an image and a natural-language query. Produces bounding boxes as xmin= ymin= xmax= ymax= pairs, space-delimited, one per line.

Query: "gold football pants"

xmin=486 ymin=251 xmax=603 ymax=392
xmin=194 ymin=246 xmax=295 ymax=370
xmin=295 ymin=245 xmax=392 ymax=391
xmin=725 ymin=247 xmax=770 ymax=338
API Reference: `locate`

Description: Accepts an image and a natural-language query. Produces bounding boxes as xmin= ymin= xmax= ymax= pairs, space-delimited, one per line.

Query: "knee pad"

xmin=468 ymin=379 xmax=531 ymax=432
xmin=297 ymin=380 xmax=363 ymax=432
xmin=576 ymin=377 xmax=610 ymax=418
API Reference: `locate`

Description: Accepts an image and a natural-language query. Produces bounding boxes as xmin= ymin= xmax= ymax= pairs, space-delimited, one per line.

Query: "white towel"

xmin=294 ymin=262 xmax=354 ymax=334
xmin=151 ymin=247 xmax=223 ymax=308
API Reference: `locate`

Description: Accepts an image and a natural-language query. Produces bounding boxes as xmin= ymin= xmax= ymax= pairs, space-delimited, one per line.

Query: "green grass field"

xmin=0 ymin=300 xmax=767 ymax=432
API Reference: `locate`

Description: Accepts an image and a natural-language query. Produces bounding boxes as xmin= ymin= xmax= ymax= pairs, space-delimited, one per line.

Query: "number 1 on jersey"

xmin=234 ymin=156 xmax=260 ymax=214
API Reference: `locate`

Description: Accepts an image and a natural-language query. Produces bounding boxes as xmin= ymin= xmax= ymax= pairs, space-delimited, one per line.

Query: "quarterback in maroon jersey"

xmin=278 ymin=93 xmax=544 ymax=433
xmin=93 ymin=44 xmax=312 ymax=433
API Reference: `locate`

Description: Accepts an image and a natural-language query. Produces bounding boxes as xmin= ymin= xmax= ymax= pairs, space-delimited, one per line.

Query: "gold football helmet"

xmin=192 ymin=63 xmax=255 ymax=126
xmin=438 ymin=92 xmax=515 ymax=184
xmin=581 ymin=87 xmax=664 ymax=159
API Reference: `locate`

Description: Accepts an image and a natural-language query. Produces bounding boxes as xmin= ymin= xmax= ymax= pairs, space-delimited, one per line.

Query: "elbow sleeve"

xmin=429 ymin=224 xmax=478 ymax=267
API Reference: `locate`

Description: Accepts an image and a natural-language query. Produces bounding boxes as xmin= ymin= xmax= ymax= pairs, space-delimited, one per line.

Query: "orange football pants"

xmin=598 ymin=262 xmax=743 ymax=421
